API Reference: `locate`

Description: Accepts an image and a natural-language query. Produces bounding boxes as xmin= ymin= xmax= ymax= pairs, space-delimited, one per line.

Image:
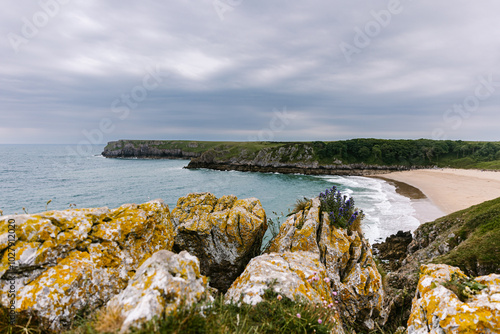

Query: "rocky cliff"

xmin=374 ymin=197 xmax=500 ymax=331
xmin=102 ymin=140 xmax=202 ymax=159
xmin=102 ymin=140 xmax=412 ymax=176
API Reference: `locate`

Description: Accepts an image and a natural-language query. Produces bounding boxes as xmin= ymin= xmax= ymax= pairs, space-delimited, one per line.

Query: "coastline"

xmin=373 ymin=168 xmax=500 ymax=215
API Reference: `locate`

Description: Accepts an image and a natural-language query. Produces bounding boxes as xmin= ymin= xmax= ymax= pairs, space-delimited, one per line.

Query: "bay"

xmin=0 ymin=144 xmax=433 ymax=243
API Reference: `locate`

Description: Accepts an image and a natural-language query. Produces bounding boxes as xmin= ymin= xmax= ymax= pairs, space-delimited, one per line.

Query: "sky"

xmin=1 ymin=0 xmax=500 ymax=144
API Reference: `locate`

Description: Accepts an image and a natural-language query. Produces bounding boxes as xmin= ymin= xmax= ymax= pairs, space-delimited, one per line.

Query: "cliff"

xmin=102 ymin=139 xmax=500 ymax=172
xmin=102 ymin=140 xmax=411 ymax=176
xmin=185 ymin=145 xmax=409 ymax=176
xmin=374 ymin=196 xmax=500 ymax=331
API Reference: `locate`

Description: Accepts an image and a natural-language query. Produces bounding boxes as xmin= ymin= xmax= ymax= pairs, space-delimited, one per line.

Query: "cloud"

xmin=1 ymin=0 xmax=500 ymax=144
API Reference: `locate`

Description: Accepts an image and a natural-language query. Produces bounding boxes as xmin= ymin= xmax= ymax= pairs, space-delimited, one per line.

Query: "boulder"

xmin=225 ymin=251 xmax=335 ymax=305
xmin=266 ymin=198 xmax=386 ymax=330
xmin=0 ymin=200 xmax=174 ymax=331
xmin=172 ymin=193 xmax=267 ymax=292
xmin=102 ymin=250 xmax=212 ymax=333
xmin=407 ymin=264 xmax=500 ymax=333
xmin=225 ymin=251 xmax=344 ymax=333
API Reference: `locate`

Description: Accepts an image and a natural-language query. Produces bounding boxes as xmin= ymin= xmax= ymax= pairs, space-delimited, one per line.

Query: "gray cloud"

xmin=1 ymin=0 xmax=500 ymax=144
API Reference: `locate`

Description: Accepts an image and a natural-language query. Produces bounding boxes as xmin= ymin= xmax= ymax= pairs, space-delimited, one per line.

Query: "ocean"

xmin=0 ymin=144 xmax=441 ymax=243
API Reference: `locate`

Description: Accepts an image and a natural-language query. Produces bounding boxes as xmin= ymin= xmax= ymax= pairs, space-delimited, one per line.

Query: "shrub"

xmin=319 ymin=186 xmax=364 ymax=231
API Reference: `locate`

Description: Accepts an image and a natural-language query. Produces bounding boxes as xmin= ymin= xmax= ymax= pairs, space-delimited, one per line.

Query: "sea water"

xmin=0 ymin=144 xmax=440 ymax=243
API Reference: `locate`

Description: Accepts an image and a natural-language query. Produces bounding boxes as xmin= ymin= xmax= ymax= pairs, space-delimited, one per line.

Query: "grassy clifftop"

xmin=103 ymin=139 xmax=500 ymax=170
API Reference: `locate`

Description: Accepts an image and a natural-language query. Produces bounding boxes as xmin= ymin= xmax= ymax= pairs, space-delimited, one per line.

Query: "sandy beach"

xmin=375 ymin=169 xmax=500 ymax=215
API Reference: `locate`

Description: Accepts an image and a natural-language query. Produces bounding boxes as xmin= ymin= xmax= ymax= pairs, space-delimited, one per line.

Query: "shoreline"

xmin=373 ymin=168 xmax=500 ymax=215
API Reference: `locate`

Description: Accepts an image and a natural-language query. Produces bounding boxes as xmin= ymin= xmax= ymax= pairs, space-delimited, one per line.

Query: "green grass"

xmin=64 ymin=290 xmax=342 ymax=334
xmin=431 ymin=197 xmax=500 ymax=275
xmin=2 ymin=290 xmax=344 ymax=334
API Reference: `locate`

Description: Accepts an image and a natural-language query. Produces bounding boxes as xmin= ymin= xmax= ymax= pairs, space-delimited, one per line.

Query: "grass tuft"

xmin=93 ymin=305 xmax=125 ymax=333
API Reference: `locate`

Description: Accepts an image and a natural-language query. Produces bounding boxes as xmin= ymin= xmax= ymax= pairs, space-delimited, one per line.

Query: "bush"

xmin=319 ymin=186 xmax=364 ymax=231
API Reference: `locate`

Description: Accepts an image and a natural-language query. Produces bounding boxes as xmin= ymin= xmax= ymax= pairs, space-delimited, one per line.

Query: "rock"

xmin=225 ymin=251 xmax=334 ymax=305
xmin=373 ymin=230 xmax=413 ymax=271
xmin=266 ymin=198 xmax=386 ymax=330
xmin=172 ymin=193 xmax=267 ymax=292
xmin=103 ymin=250 xmax=211 ymax=333
xmin=0 ymin=200 xmax=174 ymax=331
xmin=407 ymin=264 xmax=500 ymax=333
xmin=225 ymin=251 xmax=344 ymax=334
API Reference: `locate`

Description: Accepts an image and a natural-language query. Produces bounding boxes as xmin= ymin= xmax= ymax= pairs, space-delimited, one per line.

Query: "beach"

xmin=375 ymin=169 xmax=500 ymax=215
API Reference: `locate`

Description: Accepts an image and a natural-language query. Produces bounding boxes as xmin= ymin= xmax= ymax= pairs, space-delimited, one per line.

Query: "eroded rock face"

xmin=373 ymin=230 xmax=412 ymax=272
xmin=172 ymin=193 xmax=267 ymax=292
xmin=266 ymin=198 xmax=386 ymax=330
xmin=105 ymin=250 xmax=212 ymax=333
xmin=0 ymin=200 xmax=174 ymax=331
xmin=225 ymin=251 xmax=334 ymax=305
xmin=407 ymin=264 xmax=500 ymax=333
xmin=225 ymin=251 xmax=344 ymax=334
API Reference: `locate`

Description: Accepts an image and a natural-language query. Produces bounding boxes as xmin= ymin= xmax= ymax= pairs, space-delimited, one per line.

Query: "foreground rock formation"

xmin=407 ymin=264 xmax=500 ymax=333
xmin=103 ymin=250 xmax=211 ymax=333
xmin=227 ymin=197 xmax=386 ymax=331
xmin=172 ymin=193 xmax=267 ymax=292
xmin=0 ymin=200 xmax=174 ymax=331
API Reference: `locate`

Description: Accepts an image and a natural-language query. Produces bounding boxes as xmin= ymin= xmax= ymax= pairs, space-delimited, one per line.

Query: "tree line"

xmin=311 ymin=139 xmax=500 ymax=166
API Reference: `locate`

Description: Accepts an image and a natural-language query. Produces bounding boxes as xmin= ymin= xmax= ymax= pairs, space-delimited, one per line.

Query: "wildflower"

xmin=318 ymin=319 xmax=323 ymax=324
xmin=324 ymin=277 xmax=330 ymax=283
xmin=332 ymin=291 xmax=337 ymax=296
xmin=277 ymin=294 xmax=282 ymax=301
xmin=296 ymin=313 xmax=301 ymax=318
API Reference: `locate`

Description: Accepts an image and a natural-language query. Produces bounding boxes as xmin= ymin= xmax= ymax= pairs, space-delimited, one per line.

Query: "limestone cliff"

xmin=102 ymin=140 xmax=202 ymax=159
xmin=102 ymin=140 xmax=411 ymax=176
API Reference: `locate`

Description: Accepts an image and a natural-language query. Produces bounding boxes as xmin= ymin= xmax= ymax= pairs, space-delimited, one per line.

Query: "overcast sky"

xmin=1 ymin=0 xmax=500 ymax=144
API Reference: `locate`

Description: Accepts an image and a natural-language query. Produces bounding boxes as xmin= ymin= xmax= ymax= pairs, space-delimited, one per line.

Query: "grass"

xmin=431 ymin=197 xmax=500 ymax=275
xmin=64 ymin=290 xmax=342 ymax=334
xmin=441 ymin=272 xmax=487 ymax=303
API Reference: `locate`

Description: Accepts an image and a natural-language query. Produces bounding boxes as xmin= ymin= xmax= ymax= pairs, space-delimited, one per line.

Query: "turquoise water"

xmin=0 ymin=145 xmax=434 ymax=243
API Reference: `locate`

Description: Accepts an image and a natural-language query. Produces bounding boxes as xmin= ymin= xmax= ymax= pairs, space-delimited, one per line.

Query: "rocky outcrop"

xmin=407 ymin=264 xmax=500 ymax=333
xmin=225 ymin=251 xmax=345 ymax=334
xmin=225 ymin=251 xmax=335 ymax=305
xmin=0 ymin=200 xmax=174 ymax=331
xmin=171 ymin=193 xmax=267 ymax=293
xmin=265 ymin=198 xmax=386 ymax=330
xmin=373 ymin=230 xmax=413 ymax=272
xmin=103 ymin=250 xmax=212 ymax=333
xmin=103 ymin=140 xmax=201 ymax=159
xmin=187 ymin=148 xmax=409 ymax=176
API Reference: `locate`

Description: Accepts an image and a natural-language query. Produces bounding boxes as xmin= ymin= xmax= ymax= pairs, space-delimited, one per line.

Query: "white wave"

xmin=319 ymin=176 xmax=421 ymax=243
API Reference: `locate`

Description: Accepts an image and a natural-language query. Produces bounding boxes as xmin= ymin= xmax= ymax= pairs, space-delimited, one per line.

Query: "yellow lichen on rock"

xmin=225 ymin=251 xmax=334 ymax=305
xmin=267 ymin=198 xmax=321 ymax=254
xmin=0 ymin=199 xmax=175 ymax=331
xmin=173 ymin=193 xmax=267 ymax=292
xmin=104 ymin=250 xmax=212 ymax=333
xmin=265 ymin=197 xmax=386 ymax=330
xmin=407 ymin=264 xmax=500 ymax=334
